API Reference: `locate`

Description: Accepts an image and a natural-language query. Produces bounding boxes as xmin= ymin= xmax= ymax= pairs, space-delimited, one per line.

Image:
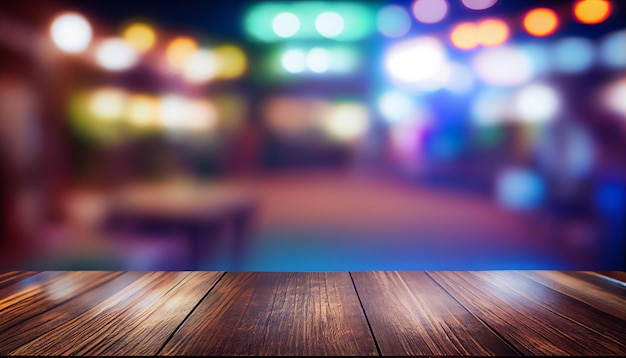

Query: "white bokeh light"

xmin=315 ymin=12 xmax=345 ymax=38
xmin=281 ymin=49 xmax=307 ymax=73
xmin=159 ymin=95 xmax=187 ymax=129
xmin=472 ymin=46 xmax=534 ymax=87
xmin=95 ymin=38 xmax=139 ymax=71
xmin=272 ymin=12 xmax=300 ymax=38
xmin=182 ymin=49 xmax=218 ymax=83
xmin=385 ymin=36 xmax=447 ymax=84
xmin=50 ymin=13 xmax=92 ymax=53
xmin=307 ymin=47 xmax=330 ymax=73
xmin=379 ymin=91 xmax=415 ymax=123
xmin=514 ymin=83 xmax=561 ymax=123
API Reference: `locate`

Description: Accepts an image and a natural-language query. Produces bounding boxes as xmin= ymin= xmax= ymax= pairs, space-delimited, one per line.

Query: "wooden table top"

xmin=1 ymin=270 xmax=625 ymax=356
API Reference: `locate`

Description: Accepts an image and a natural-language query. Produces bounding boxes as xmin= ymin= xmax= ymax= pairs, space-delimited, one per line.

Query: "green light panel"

xmin=244 ymin=2 xmax=376 ymax=42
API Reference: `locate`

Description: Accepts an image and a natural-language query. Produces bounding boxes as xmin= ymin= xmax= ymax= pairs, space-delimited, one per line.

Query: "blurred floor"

xmin=10 ymin=168 xmax=604 ymax=271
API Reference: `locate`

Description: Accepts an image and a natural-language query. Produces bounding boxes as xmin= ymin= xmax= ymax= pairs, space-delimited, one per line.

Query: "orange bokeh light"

xmin=165 ymin=36 xmax=198 ymax=70
xmin=477 ymin=19 xmax=509 ymax=47
xmin=450 ymin=22 xmax=478 ymax=50
xmin=523 ymin=8 xmax=559 ymax=37
xmin=573 ymin=0 xmax=611 ymax=24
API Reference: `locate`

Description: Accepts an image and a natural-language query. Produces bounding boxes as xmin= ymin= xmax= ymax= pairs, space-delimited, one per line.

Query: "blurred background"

xmin=1 ymin=0 xmax=625 ymax=271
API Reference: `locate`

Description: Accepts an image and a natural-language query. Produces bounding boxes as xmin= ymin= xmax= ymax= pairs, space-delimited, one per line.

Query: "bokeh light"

xmin=126 ymin=94 xmax=158 ymax=127
xmin=461 ymin=0 xmax=498 ymax=11
xmin=472 ymin=46 xmax=534 ymax=87
xmin=598 ymin=30 xmax=626 ymax=68
xmin=450 ymin=22 xmax=478 ymax=50
xmin=513 ymin=83 xmax=561 ymax=123
xmin=412 ymin=0 xmax=449 ymax=24
xmin=122 ymin=22 xmax=156 ymax=53
xmin=213 ymin=45 xmax=248 ymax=79
xmin=165 ymin=36 xmax=198 ymax=71
xmin=306 ymin=47 xmax=330 ymax=73
xmin=315 ymin=12 xmax=345 ymax=38
xmin=281 ymin=49 xmax=307 ymax=73
xmin=602 ymin=77 xmax=626 ymax=118
xmin=496 ymin=167 xmax=546 ymax=211
xmin=520 ymin=42 xmax=553 ymax=76
xmin=89 ymin=88 xmax=127 ymax=121
xmin=552 ymin=37 xmax=595 ymax=74
xmin=182 ymin=49 xmax=218 ymax=83
xmin=377 ymin=5 xmax=412 ymax=38
xmin=323 ymin=103 xmax=370 ymax=142
xmin=477 ymin=19 xmax=509 ymax=47
xmin=378 ymin=90 xmax=415 ymax=123
xmin=5 ymin=0 xmax=626 ymax=273
xmin=244 ymin=2 xmax=375 ymax=42
xmin=272 ymin=12 xmax=300 ymax=38
xmin=523 ymin=8 xmax=559 ymax=37
xmin=384 ymin=36 xmax=447 ymax=84
xmin=49 ymin=12 xmax=92 ymax=53
xmin=573 ymin=0 xmax=612 ymax=24
xmin=158 ymin=94 xmax=186 ymax=129
xmin=95 ymin=38 xmax=139 ymax=71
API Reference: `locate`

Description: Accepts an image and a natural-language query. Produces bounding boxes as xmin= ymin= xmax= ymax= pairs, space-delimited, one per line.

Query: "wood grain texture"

xmin=428 ymin=271 xmax=626 ymax=356
xmin=0 ymin=271 xmax=39 ymax=291
xmin=519 ymin=271 xmax=626 ymax=321
xmin=595 ymin=271 xmax=626 ymax=284
xmin=0 ymin=271 xmax=145 ymax=355
xmin=159 ymin=272 xmax=378 ymax=356
xmin=0 ymin=271 xmax=124 ymax=334
xmin=8 ymin=271 xmax=223 ymax=356
xmin=351 ymin=271 xmax=518 ymax=356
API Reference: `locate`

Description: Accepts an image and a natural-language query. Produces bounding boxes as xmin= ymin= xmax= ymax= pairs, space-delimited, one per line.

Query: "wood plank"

xmin=159 ymin=272 xmax=378 ymax=356
xmin=429 ymin=271 xmax=626 ymax=356
xmin=0 ymin=271 xmax=146 ymax=355
xmin=595 ymin=271 xmax=626 ymax=284
xmin=519 ymin=271 xmax=626 ymax=321
xmin=0 ymin=271 xmax=124 ymax=333
xmin=8 ymin=271 xmax=223 ymax=356
xmin=0 ymin=271 xmax=39 ymax=290
xmin=351 ymin=271 xmax=519 ymax=356
xmin=476 ymin=271 xmax=626 ymax=347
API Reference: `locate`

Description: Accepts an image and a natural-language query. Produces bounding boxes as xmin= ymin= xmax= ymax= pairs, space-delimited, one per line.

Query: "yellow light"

xmin=450 ymin=22 xmax=478 ymax=50
xmin=574 ymin=0 xmax=611 ymax=24
xmin=323 ymin=103 xmax=369 ymax=142
xmin=523 ymin=8 xmax=559 ymax=37
xmin=127 ymin=94 xmax=158 ymax=127
xmin=122 ymin=23 xmax=156 ymax=52
xmin=88 ymin=88 xmax=127 ymax=121
xmin=477 ymin=19 xmax=509 ymax=47
xmin=165 ymin=37 xmax=198 ymax=70
xmin=214 ymin=45 xmax=248 ymax=79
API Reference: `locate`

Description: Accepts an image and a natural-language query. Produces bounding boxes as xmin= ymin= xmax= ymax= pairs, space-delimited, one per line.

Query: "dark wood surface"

xmin=0 ymin=270 xmax=624 ymax=356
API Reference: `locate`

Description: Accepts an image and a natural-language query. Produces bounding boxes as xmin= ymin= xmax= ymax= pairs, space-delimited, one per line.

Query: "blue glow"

xmin=552 ymin=37 xmax=595 ymax=74
xmin=497 ymin=168 xmax=546 ymax=211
